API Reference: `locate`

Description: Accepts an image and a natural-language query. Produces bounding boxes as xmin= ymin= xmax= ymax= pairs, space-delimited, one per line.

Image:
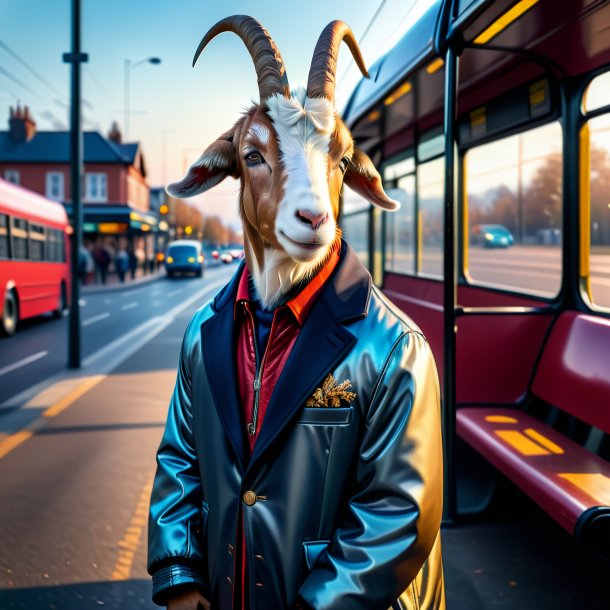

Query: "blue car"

xmin=471 ymin=224 xmax=514 ymax=248
xmin=164 ymin=240 xmax=204 ymax=277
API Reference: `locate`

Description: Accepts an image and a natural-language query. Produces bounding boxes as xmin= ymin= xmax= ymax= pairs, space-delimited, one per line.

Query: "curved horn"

xmin=193 ymin=15 xmax=289 ymax=101
xmin=307 ymin=21 xmax=369 ymax=101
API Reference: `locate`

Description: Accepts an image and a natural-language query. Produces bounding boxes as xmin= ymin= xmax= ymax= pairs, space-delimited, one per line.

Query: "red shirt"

xmin=233 ymin=245 xmax=340 ymax=608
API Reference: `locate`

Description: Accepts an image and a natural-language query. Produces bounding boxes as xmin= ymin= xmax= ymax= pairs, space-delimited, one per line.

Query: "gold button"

xmin=243 ymin=490 xmax=257 ymax=506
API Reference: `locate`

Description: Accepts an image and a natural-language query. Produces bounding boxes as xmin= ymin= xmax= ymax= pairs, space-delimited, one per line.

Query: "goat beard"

xmin=242 ymin=224 xmax=341 ymax=310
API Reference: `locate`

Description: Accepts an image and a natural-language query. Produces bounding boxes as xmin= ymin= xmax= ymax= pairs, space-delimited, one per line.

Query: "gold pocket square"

xmin=306 ymin=374 xmax=357 ymax=408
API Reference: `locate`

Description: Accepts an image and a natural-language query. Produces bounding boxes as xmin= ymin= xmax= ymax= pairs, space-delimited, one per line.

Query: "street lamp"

xmin=124 ymin=56 xmax=161 ymax=140
xmin=162 ymin=128 xmax=177 ymax=187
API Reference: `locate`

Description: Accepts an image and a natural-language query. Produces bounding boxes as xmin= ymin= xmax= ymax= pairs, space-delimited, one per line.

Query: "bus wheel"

xmin=1 ymin=289 xmax=18 ymax=337
xmin=53 ymin=283 xmax=67 ymax=318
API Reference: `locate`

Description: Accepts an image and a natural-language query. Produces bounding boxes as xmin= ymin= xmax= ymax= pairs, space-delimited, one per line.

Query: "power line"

xmin=0 ymin=40 xmax=67 ymax=102
xmin=83 ymin=66 xmax=116 ymax=105
xmin=0 ymin=66 xmax=43 ymax=100
xmin=336 ymin=0 xmax=389 ymax=90
xmin=336 ymin=0 xmax=420 ymax=90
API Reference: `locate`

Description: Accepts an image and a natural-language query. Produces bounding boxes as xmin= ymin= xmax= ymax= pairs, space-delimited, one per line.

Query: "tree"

xmin=523 ymin=153 xmax=562 ymax=238
xmin=590 ymin=145 xmax=610 ymax=246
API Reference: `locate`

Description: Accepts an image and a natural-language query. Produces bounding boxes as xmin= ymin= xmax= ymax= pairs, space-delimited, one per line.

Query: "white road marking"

xmin=121 ymin=289 xmax=141 ymax=297
xmin=167 ymin=289 xmax=183 ymax=297
xmin=151 ymin=301 xmax=162 ymax=307
xmin=1 ymin=275 xmax=228 ymax=410
xmin=82 ymin=312 xmax=110 ymax=327
xmin=121 ymin=302 xmax=138 ymax=311
xmin=0 ymin=351 xmax=48 ymax=377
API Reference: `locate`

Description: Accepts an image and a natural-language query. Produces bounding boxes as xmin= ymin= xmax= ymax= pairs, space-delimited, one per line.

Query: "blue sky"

xmin=0 ymin=0 xmax=436 ymax=226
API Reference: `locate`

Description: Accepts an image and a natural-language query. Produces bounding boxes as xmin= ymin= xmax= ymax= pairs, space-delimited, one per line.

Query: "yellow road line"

xmin=112 ymin=477 xmax=154 ymax=581
xmin=0 ymin=374 xmax=106 ymax=460
xmin=0 ymin=430 xmax=34 ymax=459
xmin=43 ymin=375 xmax=105 ymax=418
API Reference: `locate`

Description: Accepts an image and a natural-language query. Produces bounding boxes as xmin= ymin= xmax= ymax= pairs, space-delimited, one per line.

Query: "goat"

xmin=167 ymin=15 xmax=399 ymax=308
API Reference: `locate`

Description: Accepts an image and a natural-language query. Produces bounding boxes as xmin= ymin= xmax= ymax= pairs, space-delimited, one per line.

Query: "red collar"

xmin=234 ymin=243 xmax=341 ymax=326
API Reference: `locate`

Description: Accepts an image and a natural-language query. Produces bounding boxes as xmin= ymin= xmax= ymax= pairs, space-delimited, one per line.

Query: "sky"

xmin=0 ymin=0 xmax=436 ymax=229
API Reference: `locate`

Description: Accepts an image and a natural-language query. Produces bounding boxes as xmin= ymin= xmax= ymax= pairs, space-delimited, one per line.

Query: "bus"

xmin=0 ymin=177 xmax=71 ymax=337
xmin=341 ymin=0 xmax=610 ymax=571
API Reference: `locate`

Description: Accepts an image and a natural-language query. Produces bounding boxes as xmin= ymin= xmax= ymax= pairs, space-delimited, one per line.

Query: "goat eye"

xmin=338 ymin=156 xmax=350 ymax=174
xmin=245 ymin=151 xmax=264 ymax=167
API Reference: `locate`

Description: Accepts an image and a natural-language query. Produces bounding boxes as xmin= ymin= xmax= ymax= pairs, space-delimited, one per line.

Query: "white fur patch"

xmin=249 ymin=122 xmax=271 ymax=147
xmin=249 ymin=246 xmax=328 ymax=310
xmin=265 ymin=87 xmax=337 ymax=264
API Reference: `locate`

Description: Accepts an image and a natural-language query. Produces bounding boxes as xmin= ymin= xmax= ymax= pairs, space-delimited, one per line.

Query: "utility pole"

xmin=63 ymin=0 xmax=88 ymax=369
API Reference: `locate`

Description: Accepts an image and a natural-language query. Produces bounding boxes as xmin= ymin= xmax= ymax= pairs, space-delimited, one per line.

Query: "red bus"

xmin=0 ymin=178 xmax=71 ymax=337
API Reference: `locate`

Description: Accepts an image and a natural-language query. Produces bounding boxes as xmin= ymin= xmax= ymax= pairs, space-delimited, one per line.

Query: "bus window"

xmin=341 ymin=211 xmax=369 ymax=269
xmin=29 ymin=223 xmax=45 ymax=261
xmin=46 ymin=228 xmax=57 ymax=262
xmin=59 ymin=230 xmax=66 ymax=262
xmin=465 ymin=122 xmax=562 ymax=297
xmin=12 ymin=217 xmax=28 ymax=260
xmin=583 ymin=71 xmax=610 ymax=113
xmin=587 ymin=112 xmax=610 ymax=309
xmin=385 ymin=174 xmax=415 ymax=274
xmin=418 ymin=157 xmax=444 ymax=278
xmin=0 ymin=214 xmax=9 ymax=259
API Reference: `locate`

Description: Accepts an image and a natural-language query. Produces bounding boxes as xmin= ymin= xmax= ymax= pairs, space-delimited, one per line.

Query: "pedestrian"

xmin=77 ymin=245 xmax=90 ymax=285
xmin=115 ymin=247 xmax=129 ymax=283
xmin=92 ymin=245 xmax=111 ymax=285
xmin=128 ymin=248 xmax=138 ymax=280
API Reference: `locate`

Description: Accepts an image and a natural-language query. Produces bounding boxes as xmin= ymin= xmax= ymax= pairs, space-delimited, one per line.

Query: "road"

xmin=387 ymin=244 xmax=610 ymax=304
xmin=0 ymin=264 xmax=235 ymax=610
xmin=0 ymin=260 xmax=607 ymax=609
xmin=0 ymin=266 xmax=233 ymax=407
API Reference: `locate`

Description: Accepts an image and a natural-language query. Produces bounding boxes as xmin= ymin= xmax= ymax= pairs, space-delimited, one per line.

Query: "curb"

xmin=81 ymin=271 xmax=165 ymax=295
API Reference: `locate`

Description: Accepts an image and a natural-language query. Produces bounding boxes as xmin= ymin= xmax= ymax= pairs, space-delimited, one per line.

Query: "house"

xmin=0 ymin=104 xmax=158 ymax=266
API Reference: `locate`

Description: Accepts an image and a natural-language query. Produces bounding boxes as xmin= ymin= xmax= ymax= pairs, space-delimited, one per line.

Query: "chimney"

xmin=9 ymin=104 xmax=36 ymax=143
xmin=108 ymin=121 xmax=122 ymax=144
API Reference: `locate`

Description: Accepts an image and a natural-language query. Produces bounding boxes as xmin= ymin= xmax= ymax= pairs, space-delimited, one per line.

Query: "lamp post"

xmin=161 ymin=129 xmax=177 ymax=187
xmin=63 ymin=0 xmax=88 ymax=369
xmin=182 ymin=148 xmax=202 ymax=173
xmin=123 ymin=56 xmax=161 ymax=140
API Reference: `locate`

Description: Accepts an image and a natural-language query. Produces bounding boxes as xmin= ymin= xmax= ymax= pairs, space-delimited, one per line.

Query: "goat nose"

xmin=296 ymin=209 xmax=328 ymax=230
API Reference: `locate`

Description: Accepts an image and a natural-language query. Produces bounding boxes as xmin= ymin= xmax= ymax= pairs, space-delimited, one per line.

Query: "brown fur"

xmin=232 ymin=107 xmax=286 ymax=276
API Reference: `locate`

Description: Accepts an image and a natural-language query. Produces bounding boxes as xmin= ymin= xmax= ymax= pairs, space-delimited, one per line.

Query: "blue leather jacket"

xmin=148 ymin=243 xmax=445 ymax=609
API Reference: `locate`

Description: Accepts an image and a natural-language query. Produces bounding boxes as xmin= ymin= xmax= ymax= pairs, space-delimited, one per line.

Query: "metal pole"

xmin=64 ymin=0 xmax=87 ymax=369
xmin=442 ymin=42 xmax=459 ymax=524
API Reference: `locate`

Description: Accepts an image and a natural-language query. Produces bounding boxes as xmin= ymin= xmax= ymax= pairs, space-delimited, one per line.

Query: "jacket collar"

xmin=214 ymin=241 xmax=370 ymax=322
xmin=202 ymin=242 xmax=371 ymax=471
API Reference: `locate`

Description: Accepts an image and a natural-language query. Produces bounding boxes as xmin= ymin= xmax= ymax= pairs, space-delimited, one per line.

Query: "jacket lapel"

xmin=200 ymin=263 xmax=247 ymax=470
xmin=248 ymin=243 xmax=371 ymax=470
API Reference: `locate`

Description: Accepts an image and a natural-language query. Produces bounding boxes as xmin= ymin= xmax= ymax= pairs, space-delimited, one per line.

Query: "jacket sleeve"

xmin=147 ymin=318 xmax=208 ymax=606
xmin=298 ymin=330 xmax=443 ymax=610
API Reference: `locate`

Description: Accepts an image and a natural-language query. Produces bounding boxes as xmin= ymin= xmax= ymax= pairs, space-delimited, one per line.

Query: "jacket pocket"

xmin=296 ymin=407 xmax=353 ymax=426
xmin=302 ymin=540 xmax=330 ymax=570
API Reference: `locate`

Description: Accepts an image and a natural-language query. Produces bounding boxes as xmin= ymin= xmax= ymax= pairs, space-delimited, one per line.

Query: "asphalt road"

xmin=0 ymin=264 xmax=235 ymax=610
xmin=386 ymin=245 xmax=610 ymax=304
xmin=0 ymin=265 xmax=235 ymax=407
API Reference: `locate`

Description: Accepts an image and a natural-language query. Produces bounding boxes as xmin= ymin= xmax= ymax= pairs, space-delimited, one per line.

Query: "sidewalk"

xmin=81 ymin=268 xmax=165 ymax=294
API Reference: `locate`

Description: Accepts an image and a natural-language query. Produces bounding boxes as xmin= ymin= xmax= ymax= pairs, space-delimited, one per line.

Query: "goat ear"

xmin=344 ymin=147 xmax=400 ymax=211
xmin=166 ymin=127 xmax=239 ymax=198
